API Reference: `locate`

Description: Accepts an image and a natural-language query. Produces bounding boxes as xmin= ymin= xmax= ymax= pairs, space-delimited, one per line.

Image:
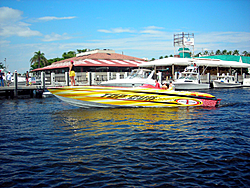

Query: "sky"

xmin=0 ymin=0 xmax=250 ymax=73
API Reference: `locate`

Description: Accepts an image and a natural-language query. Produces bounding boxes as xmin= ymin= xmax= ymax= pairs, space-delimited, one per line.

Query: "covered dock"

xmin=139 ymin=57 xmax=250 ymax=81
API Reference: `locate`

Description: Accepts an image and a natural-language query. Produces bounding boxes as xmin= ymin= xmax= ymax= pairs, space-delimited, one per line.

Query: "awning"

xmin=139 ymin=57 xmax=250 ymax=68
xmin=33 ymin=59 xmax=145 ymax=71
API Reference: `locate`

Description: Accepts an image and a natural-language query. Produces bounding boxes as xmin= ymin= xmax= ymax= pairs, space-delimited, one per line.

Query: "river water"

xmin=0 ymin=88 xmax=250 ymax=187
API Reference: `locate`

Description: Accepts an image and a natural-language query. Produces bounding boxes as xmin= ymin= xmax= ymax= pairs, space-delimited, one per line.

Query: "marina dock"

xmin=0 ymin=85 xmax=45 ymax=99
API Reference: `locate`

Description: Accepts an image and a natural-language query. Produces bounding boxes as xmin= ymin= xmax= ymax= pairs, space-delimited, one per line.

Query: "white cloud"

xmin=0 ymin=7 xmax=22 ymax=23
xmin=98 ymin=27 xmax=135 ymax=33
xmin=144 ymin=26 xmax=165 ymax=30
xmin=42 ymin=33 xmax=73 ymax=42
xmin=196 ymin=32 xmax=250 ymax=43
xmin=0 ymin=23 xmax=42 ymax=37
xmin=37 ymin=16 xmax=76 ymax=21
xmin=195 ymin=32 xmax=250 ymax=52
xmin=140 ymin=26 xmax=166 ymax=35
xmin=0 ymin=7 xmax=42 ymax=37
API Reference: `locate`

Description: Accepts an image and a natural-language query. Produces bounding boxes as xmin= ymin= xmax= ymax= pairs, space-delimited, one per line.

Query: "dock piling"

xmin=14 ymin=72 xmax=18 ymax=98
xmin=41 ymin=72 xmax=45 ymax=90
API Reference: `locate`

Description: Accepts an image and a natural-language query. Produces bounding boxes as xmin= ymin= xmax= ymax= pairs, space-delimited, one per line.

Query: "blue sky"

xmin=0 ymin=0 xmax=250 ymax=73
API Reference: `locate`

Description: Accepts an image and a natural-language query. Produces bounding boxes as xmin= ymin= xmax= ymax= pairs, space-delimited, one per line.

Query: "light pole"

xmin=4 ymin=58 xmax=6 ymax=69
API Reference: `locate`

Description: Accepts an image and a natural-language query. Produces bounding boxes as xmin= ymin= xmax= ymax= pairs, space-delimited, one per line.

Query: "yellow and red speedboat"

xmin=48 ymin=85 xmax=221 ymax=108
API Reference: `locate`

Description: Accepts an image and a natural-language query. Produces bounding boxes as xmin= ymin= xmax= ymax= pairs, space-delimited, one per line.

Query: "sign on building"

xmin=183 ymin=37 xmax=194 ymax=46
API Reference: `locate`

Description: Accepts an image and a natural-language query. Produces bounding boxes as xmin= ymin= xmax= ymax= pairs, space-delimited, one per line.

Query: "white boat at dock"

xmin=100 ymin=69 xmax=156 ymax=87
xmin=173 ymin=64 xmax=210 ymax=90
xmin=213 ymin=74 xmax=242 ymax=88
xmin=242 ymin=78 xmax=250 ymax=87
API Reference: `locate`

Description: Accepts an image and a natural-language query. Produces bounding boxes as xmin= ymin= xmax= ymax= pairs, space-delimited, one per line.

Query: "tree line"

xmin=30 ymin=49 xmax=88 ymax=70
xmin=29 ymin=49 xmax=250 ymax=70
xmin=155 ymin=49 xmax=250 ymax=61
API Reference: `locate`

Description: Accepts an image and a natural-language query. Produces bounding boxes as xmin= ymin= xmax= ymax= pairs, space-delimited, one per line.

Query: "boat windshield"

xmin=218 ymin=76 xmax=234 ymax=81
xmin=127 ymin=69 xmax=152 ymax=79
xmin=179 ymin=76 xmax=197 ymax=80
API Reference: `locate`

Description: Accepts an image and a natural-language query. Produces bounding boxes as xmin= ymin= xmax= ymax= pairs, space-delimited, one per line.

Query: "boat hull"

xmin=174 ymin=82 xmax=210 ymax=90
xmin=243 ymin=78 xmax=250 ymax=87
xmin=48 ymin=86 xmax=221 ymax=108
xmin=213 ymin=81 xmax=242 ymax=88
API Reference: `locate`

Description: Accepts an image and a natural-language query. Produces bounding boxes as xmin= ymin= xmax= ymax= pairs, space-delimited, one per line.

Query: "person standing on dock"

xmin=26 ymin=71 xmax=29 ymax=86
xmin=0 ymin=70 xmax=4 ymax=87
xmin=69 ymin=60 xmax=75 ymax=86
xmin=6 ymin=71 xmax=11 ymax=86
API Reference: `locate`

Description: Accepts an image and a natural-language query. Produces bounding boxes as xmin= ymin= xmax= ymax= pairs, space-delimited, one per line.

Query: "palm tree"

xmin=30 ymin=51 xmax=48 ymax=69
xmin=233 ymin=50 xmax=239 ymax=56
xmin=203 ymin=50 xmax=209 ymax=55
xmin=195 ymin=52 xmax=202 ymax=57
xmin=215 ymin=50 xmax=221 ymax=55
xmin=227 ymin=51 xmax=232 ymax=55
xmin=242 ymin=51 xmax=248 ymax=56
xmin=222 ymin=49 xmax=227 ymax=55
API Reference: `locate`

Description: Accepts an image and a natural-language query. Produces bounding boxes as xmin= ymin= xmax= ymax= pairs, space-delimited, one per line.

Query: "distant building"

xmin=198 ymin=55 xmax=250 ymax=64
xmin=139 ymin=56 xmax=250 ymax=81
xmin=32 ymin=49 xmax=146 ymax=74
xmin=178 ymin=48 xmax=191 ymax=58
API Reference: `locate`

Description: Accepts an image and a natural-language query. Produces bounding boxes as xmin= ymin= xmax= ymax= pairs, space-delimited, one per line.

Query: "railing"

xmin=34 ymin=72 xmax=249 ymax=86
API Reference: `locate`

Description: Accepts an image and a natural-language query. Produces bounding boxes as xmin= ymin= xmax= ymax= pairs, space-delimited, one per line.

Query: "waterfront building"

xmin=139 ymin=56 xmax=250 ymax=82
xmin=32 ymin=49 xmax=145 ymax=74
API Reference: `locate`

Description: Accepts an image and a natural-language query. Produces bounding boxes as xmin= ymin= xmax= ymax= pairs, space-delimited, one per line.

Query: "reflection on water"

xmin=53 ymin=105 xmax=218 ymax=137
xmin=53 ymin=106 xmax=219 ymax=137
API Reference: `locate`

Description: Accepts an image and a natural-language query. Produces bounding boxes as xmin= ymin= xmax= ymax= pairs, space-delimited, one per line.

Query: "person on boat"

xmin=155 ymin=80 xmax=160 ymax=89
xmin=162 ymin=82 xmax=168 ymax=90
xmin=168 ymin=81 xmax=175 ymax=90
xmin=69 ymin=60 xmax=76 ymax=86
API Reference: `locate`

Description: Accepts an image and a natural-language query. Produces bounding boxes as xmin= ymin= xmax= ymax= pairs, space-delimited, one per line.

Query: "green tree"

xmin=62 ymin=51 xmax=76 ymax=59
xmin=195 ymin=52 xmax=202 ymax=57
xmin=30 ymin=51 xmax=48 ymax=69
xmin=77 ymin=49 xmax=88 ymax=53
xmin=164 ymin=55 xmax=168 ymax=58
xmin=169 ymin=54 xmax=173 ymax=57
xmin=233 ymin=50 xmax=239 ymax=55
xmin=159 ymin=56 xmax=163 ymax=59
xmin=242 ymin=51 xmax=248 ymax=56
xmin=203 ymin=50 xmax=209 ymax=55
xmin=215 ymin=50 xmax=221 ymax=55
xmin=227 ymin=51 xmax=232 ymax=55
xmin=0 ymin=62 xmax=6 ymax=69
xmin=151 ymin=58 xmax=155 ymax=61
xmin=47 ymin=57 xmax=64 ymax=66
xmin=222 ymin=49 xmax=227 ymax=55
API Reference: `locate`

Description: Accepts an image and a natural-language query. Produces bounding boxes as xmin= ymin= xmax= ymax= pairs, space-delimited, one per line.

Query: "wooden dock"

xmin=0 ymin=85 xmax=45 ymax=99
